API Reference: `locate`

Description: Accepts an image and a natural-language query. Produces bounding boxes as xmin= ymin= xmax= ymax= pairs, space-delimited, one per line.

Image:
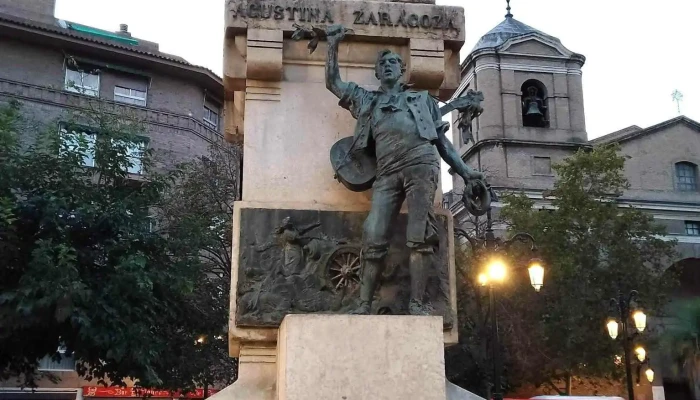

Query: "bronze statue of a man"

xmin=324 ymin=25 xmax=485 ymax=315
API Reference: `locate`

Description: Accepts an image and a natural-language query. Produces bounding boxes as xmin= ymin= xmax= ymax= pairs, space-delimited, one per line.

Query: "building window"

xmin=37 ymin=347 xmax=76 ymax=371
xmin=203 ymin=105 xmax=219 ymax=129
xmin=686 ymin=221 xmax=700 ymax=236
xmin=59 ymin=123 xmax=146 ymax=174
xmin=676 ymin=162 xmax=698 ymax=191
xmin=65 ymin=67 xmax=99 ymax=97
xmin=59 ymin=125 xmax=96 ymax=167
xmin=114 ymin=86 xmax=147 ymax=106
xmin=521 ymin=79 xmax=549 ymax=128
xmin=533 ymin=156 xmax=552 ymax=175
xmin=112 ymin=139 xmax=146 ymax=174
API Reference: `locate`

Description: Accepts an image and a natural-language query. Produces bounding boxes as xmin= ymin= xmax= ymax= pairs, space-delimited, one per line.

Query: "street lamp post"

xmin=478 ymin=259 xmax=507 ymax=400
xmin=195 ymin=335 xmax=210 ymax=399
xmin=456 ymin=218 xmax=544 ymax=400
xmin=489 ymin=282 xmax=501 ymax=400
xmin=607 ymin=291 xmax=652 ymax=400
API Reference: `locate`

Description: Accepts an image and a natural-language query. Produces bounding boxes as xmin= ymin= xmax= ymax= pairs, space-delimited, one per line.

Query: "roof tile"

xmin=0 ymin=12 xmax=221 ymax=80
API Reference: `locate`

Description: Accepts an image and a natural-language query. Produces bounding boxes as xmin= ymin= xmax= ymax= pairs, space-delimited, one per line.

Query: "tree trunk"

xmin=546 ymin=379 xmax=565 ymax=396
xmin=565 ymin=371 xmax=572 ymax=395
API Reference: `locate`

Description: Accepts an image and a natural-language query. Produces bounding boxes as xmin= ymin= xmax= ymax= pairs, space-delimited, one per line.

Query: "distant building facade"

xmin=0 ymin=1 xmax=224 ymax=399
xmin=447 ymin=9 xmax=700 ymax=400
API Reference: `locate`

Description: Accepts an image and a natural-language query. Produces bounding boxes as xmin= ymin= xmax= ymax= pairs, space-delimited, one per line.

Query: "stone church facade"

xmin=446 ymin=10 xmax=700 ymax=400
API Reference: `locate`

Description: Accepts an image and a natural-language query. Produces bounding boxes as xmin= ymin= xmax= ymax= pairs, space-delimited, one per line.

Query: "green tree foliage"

xmin=0 ymin=101 xmax=237 ymax=391
xmin=448 ymin=145 xmax=677 ymax=396
xmin=157 ymin=142 xmax=242 ymax=390
xmin=159 ymin=143 xmax=240 ymax=281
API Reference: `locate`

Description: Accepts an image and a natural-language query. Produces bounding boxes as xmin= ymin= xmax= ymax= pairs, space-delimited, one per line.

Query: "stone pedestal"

xmin=212 ymin=344 xmax=277 ymax=400
xmin=213 ymin=316 xmax=484 ymax=400
xmin=277 ymin=315 xmax=446 ymax=400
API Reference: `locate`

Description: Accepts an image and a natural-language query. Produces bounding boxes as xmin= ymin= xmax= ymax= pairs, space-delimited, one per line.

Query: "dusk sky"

xmin=55 ymin=0 xmax=699 ymax=189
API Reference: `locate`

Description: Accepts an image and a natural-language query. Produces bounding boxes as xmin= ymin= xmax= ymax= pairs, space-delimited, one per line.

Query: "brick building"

xmin=0 ymin=1 xmax=225 ymax=399
xmin=0 ymin=0 xmax=225 ymax=173
xmin=446 ymin=7 xmax=700 ymax=400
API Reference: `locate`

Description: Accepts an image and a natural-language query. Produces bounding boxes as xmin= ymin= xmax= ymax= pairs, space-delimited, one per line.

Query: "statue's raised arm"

xmin=325 ymin=25 xmax=352 ymax=99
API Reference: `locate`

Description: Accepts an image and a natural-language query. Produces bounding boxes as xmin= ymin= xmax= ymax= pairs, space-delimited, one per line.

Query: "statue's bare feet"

xmin=349 ymin=301 xmax=371 ymax=315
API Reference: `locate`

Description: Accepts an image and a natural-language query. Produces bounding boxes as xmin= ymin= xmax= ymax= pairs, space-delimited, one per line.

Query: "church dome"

xmin=471 ymin=15 xmax=560 ymax=52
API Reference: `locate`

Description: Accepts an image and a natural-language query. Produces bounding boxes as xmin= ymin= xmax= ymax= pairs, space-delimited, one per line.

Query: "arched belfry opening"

xmin=521 ymin=79 xmax=549 ymax=128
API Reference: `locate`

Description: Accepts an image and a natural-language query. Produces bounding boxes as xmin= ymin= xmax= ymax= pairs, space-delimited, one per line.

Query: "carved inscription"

xmin=352 ymin=10 xmax=458 ymax=30
xmin=231 ymin=3 xmax=335 ymax=23
xmin=229 ymin=1 xmax=459 ymax=31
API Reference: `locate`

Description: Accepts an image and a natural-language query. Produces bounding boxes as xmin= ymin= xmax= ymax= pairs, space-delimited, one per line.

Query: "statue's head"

xmin=375 ymin=50 xmax=405 ymax=86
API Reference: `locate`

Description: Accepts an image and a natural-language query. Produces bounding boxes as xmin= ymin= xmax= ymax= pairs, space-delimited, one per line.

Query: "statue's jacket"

xmin=338 ymin=82 xmax=441 ymax=153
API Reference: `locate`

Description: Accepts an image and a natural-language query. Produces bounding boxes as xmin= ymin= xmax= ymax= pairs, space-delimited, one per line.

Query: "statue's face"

xmin=376 ymin=53 xmax=403 ymax=85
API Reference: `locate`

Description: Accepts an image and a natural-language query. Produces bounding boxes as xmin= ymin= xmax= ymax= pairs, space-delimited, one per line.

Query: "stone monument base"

xmin=211 ymin=315 xmax=479 ymax=400
xmin=279 ymin=315 xmax=445 ymax=400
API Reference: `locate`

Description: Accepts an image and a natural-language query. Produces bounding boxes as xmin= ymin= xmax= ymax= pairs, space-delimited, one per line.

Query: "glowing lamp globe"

xmin=607 ymin=319 xmax=619 ymax=339
xmin=528 ymin=259 xmax=544 ymax=292
xmin=633 ymin=310 xmax=647 ymax=332
xmin=645 ymin=368 xmax=654 ymax=383
xmin=487 ymin=259 xmax=507 ymax=283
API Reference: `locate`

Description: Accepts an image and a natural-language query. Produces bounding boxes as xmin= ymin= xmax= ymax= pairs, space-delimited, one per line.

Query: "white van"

xmin=530 ymin=397 xmax=625 ymax=400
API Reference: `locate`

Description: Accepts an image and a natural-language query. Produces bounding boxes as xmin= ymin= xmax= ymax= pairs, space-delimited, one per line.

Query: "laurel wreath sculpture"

xmin=291 ymin=24 xmax=355 ymax=54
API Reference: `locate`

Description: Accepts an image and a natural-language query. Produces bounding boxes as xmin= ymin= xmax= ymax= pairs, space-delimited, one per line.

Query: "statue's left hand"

xmin=460 ymin=170 xmax=485 ymax=183
xmin=462 ymin=176 xmax=492 ymax=217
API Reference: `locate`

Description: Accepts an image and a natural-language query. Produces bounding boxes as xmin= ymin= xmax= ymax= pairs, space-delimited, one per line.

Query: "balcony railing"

xmin=0 ymin=77 xmax=223 ymax=145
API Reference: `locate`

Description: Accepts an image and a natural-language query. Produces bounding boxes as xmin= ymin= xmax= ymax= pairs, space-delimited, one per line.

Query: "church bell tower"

xmin=451 ymin=1 xmax=587 ymax=198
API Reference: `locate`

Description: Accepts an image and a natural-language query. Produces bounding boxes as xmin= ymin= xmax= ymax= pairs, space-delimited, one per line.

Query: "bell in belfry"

xmin=522 ymin=86 xmax=548 ymax=127
xmin=526 ymin=100 xmax=542 ymax=116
